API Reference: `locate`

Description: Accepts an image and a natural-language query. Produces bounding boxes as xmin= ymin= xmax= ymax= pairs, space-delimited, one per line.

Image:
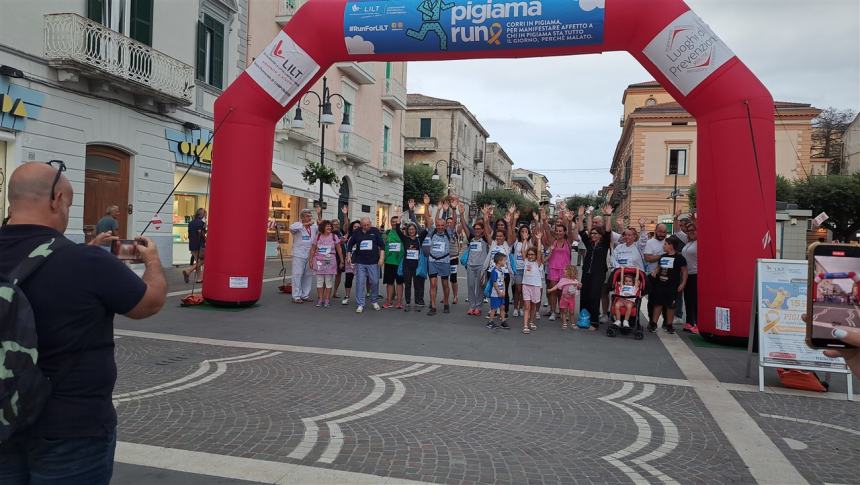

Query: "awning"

xmin=270 ymin=171 xmax=283 ymax=189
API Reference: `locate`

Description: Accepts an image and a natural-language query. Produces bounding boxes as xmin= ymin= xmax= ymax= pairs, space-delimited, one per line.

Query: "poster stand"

xmin=745 ymin=259 xmax=853 ymax=401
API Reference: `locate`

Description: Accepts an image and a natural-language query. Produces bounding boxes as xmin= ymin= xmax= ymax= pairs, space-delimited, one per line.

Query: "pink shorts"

xmin=559 ymin=295 xmax=576 ymax=311
xmin=522 ymin=284 xmax=542 ymax=303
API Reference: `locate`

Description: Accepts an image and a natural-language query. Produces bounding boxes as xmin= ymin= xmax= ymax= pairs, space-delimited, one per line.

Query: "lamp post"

xmin=431 ymin=159 xmax=462 ymax=196
xmin=290 ymin=76 xmax=352 ymax=211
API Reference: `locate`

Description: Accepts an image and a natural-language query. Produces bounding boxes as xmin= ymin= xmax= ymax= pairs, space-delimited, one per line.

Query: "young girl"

xmin=308 ymin=220 xmax=343 ymax=307
xmin=612 ymin=273 xmax=640 ymax=328
xmin=511 ymin=224 xmax=532 ymax=319
xmin=548 ymin=265 xmax=582 ymax=329
xmin=487 ymin=252 xmax=509 ymax=330
xmin=649 ymin=235 xmax=688 ymax=334
xmin=340 ymin=220 xmax=361 ymax=305
xmin=520 ymin=233 xmax=544 ymax=334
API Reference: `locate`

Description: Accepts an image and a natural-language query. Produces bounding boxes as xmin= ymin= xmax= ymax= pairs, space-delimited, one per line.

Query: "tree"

xmin=792 ymin=173 xmax=860 ymax=241
xmin=564 ymin=192 xmax=607 ymax=212
xmin=474 ymin=188 xmax=538 ymax=221
xmin=403 ymin=164 xmax=445 ymax=207
xmin=687 ymin=183 xmax=696 ymax=209
xmin=811 ymin=107 xmax=856 ymax=175
xmin=775 ymin=175 xmax=793 ymax=202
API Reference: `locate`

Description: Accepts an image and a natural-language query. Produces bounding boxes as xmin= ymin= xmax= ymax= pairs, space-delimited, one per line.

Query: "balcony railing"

xmin=336 ymin=62 xmax=375 ymax=85
xmin=405 ymin=137 xmax=437 ymax=151
xmin=380 ymin=151 xmax=404 ymax=177
xmin=336 ymin=132 xmax=372 ymax=164
xmin=275 ymin=109 xmax=320 ymax=144
xmin=473 ymin=148 xmax=484 ymax=162
xmin=44 ymin=13 xmax=193 ymax=106
xmin=381 ymin=78 xmax=407 ymax=110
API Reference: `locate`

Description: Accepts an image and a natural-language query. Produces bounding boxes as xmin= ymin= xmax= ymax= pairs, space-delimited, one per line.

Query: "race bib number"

xmin=317 ymin=246 xmax=330 ymax=255
xmin=388 ymin=242 xmax=401 ymax=252
xmin=621 ymin=285 xmax=636 ymax=296
xmin=516 ymin=254 xmax=524 ymax=261
xmin=450 ymin=265 xmax=458 ymax=274
xmin=566 ymin=285 xmax=577 ymax=295
xmin=660 ymin=256 xmax=675 ymax=268
xmin=406 ymin=249 xmax=419 ymax=260
xmin=470 ymin=242 xmax=480 ymax=251
xmin=432 ymin=241 xmax=445 ymax=252
xmin=302 ymin=235 xmax=311 ymax=241
xmin=360 ymin=240 xmax=373 ymax=251
xmin=617 ymin=258 xmax=628 ymax=265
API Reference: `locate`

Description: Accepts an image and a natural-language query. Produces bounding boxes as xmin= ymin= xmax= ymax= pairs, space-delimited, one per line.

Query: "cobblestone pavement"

xmin=115 ymin=336 xmax=757 ymax=485
xmin=733 ymin=391 xmax=860 ymax=485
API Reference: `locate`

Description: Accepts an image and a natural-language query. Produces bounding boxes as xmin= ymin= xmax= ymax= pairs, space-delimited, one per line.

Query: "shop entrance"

xmin=84 ymin=145 xmax=130 ymax=242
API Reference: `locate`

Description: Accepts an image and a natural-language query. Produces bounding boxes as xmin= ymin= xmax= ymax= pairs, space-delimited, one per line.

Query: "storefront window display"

xmin=172 ymin=171 xmax=210 ymax=265
xmin=268 ymin=189 xmax=304 ymax=257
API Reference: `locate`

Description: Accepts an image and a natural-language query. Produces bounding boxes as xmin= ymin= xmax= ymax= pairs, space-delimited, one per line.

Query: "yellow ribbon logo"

xmin=487 ymin=22 xmax=503 ymax=45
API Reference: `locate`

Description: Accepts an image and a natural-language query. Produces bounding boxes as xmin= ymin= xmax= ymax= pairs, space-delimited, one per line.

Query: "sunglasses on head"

xmin=45 ymin=160 xmax=67 ymax=201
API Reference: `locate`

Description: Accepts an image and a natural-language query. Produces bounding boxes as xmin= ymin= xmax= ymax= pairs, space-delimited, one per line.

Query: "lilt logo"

xmin=245 ymin=31 xmax=320 ymax=106
xmin=643 ymin=10 xmax=735 ymax=96
xmin=271 ymin=39 xmax=285 ymax=58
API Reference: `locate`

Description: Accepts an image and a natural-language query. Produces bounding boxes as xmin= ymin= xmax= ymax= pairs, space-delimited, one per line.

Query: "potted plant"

xmin=301 ymin=161 xmax=339 ymax=188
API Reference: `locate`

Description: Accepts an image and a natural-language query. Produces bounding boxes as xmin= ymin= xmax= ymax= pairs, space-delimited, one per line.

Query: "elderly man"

xmin=289 ymin=208 xmax=318 ymax=303
xmin=94 ymin=205 xmax=120 ymax=248
xmin=0 ymin=161 xmax=166 ymax=484
xmin=346 ymin=217 xmax=385 ymax=313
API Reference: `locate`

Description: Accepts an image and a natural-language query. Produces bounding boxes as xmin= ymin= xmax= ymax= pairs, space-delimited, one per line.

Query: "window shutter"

xmin=211 ymin=19 xmax=224 ymax=88
xmin=87 ymin=0 xmax=105 ymax=22
xmin=196 ymin=21 xmax=206 ymax=81
xmin=130 ymin=0 xmax=153 ymax=46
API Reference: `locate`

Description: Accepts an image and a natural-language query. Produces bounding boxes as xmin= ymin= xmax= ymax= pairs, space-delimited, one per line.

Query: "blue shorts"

xmin=428 ymin=260 xmax=451 ymax=278
xmin=490 ymin=297 xmax=505 ymax=310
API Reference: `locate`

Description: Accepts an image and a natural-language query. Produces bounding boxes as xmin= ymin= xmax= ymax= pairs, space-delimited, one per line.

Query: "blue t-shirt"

xmin=0 ymin=224 xmax=147 ymax=438
xmin=188 ymin=218 xmax=206 ymax=251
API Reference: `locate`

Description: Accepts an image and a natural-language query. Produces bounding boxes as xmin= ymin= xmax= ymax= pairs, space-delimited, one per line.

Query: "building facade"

xmin=250 ymin=0 xmax=406 ymax=244
xmin=511 ymin=168 xmax=550 ymax=203
xmin=483 ymin=142 xmax=513 ymax=191
xmin=1 ymin=0 xmax=254 ymax=266
xmin=404 ymin=93 xmax=488 ymax=208
xmin=843 ymin=113 xmax=860 ymax=174
xmin=609 ymin=81 xmax=823 ymax=227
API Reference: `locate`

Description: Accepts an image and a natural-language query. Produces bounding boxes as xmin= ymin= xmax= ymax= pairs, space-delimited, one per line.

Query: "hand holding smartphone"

xmin=806 ymin=243 xmax=860 ymax=350
xmin=111 ymin=238 xmax=149 ymax=264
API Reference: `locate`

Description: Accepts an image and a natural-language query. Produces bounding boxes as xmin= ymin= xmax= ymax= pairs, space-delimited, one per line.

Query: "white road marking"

xmin=599 ymin=382 xmax=651 ymax=484
xmin=115 ymin=441 xmax=431 ymax=484
xmin=657 ymin=331 xmax=809 ymax=485
xmin=626 ymin=384 xmax=680 ymax=485
xmin=759 ymin=413 xmax=860 ymax=436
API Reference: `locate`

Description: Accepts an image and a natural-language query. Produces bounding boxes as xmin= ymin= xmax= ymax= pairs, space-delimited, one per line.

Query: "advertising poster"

xmin=756 ymin=260 xmax=846 ymax=370
xmin=343 ymin=0 xmax=605 ymax=55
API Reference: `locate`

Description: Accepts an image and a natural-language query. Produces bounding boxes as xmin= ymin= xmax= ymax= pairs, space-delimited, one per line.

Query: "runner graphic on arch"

xmin=406 ymin=0 xmax=454 ymax=50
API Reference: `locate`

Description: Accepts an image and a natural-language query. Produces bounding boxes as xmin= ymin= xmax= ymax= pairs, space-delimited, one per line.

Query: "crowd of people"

xmin=288 ymin=194 xmax=701 ymax=336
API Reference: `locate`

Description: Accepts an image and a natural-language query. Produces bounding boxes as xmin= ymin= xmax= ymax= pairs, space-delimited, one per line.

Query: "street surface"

xmin=110 ymin=263 xmax=859 ymax=485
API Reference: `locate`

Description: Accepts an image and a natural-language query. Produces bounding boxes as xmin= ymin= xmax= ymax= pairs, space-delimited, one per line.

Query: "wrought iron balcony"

xmin=405 ymin=137 xmax=437 ymax=151
xmin=336 ymin=132 xmax=372 ymax=164
xmin=381 ymin=78 xmax=407 ymax=110
xmin=44 ymin=13 xmax=194 ymax=109
xmin=380 ymin=151 xmax=404 ymax=178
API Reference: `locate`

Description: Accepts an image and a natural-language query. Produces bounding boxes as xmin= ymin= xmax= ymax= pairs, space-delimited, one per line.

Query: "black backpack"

xmin=0 ymin=237 xmax=73 ymax=443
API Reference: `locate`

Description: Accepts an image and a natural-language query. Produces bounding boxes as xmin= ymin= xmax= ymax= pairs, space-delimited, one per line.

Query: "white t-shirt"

xmin=675 ymin=229 xmax=689 ymax=244
xmin=643 ymin=237 xmax=666 ymax=273
xmin=512 ymin=240 xmax=528 ymax=272
xmin=682 ymin=239 xmax=698 ymax=275
xmin=522 ymin=260 xmax=544 ymax=287
xmin=290 ymin=222 xmax=317 ymax=259
xmin=486 ymin=241 xmax=511 ymax=272
xmin=611 ymin=243 xmax=645 ymax=271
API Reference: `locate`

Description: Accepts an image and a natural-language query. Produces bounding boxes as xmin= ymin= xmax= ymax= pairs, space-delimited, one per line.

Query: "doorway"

xmin=84 ymin=145 xmax=130 ymax=242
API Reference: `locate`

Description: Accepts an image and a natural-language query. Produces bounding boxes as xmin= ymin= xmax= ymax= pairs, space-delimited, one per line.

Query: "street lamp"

xmin=290 ymin=76 xmax=351 ymax=210
xmin=431 ymin=159 xmax=462 ymax=195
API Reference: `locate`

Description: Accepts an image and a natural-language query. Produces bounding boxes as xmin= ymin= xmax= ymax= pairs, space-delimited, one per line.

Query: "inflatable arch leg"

xmin=203 ymin=0 xmax=775 ymax=339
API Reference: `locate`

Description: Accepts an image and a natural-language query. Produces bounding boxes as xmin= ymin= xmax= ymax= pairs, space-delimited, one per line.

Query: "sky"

xmin=406 ymin=0 xmax=860 ymax=200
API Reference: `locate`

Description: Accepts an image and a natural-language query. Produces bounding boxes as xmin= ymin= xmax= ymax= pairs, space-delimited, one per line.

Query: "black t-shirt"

xmin=0 ymin=224 xmax=147 ymax=438
xmin=654 ymin=252 xmax=688 ymax=289
xmin=346 ymin=228 xmax=385 ymax=266
xmin=188 ymin=218 xmax=206 ymax=251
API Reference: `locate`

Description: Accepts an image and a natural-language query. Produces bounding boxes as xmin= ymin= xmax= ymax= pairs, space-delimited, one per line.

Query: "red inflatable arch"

xmin=203 ymin=0 xmax=775 ymax=338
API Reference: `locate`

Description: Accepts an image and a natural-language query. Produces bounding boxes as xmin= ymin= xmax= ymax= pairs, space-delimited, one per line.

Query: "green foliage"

xmin=775 ymin=175 xmax=793 ymax=202
xmin=687 ymin=183 xmax=696 ymax=209
xmin=403 ymin=164 xmax=446 ymax=207
xmin=565 ymin=192 xmax=607 ymax=212
xmin=473 ymin=189 xmax=538 ymax=221
xmin=301 ymin=161 xmax=338 ymax=187
xmin=791 ymin=174 xmax=860 ymax=241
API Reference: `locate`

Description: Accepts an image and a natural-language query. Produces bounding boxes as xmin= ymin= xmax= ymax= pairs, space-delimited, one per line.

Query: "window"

xmin=383 ymin=126 xmax=390 ymax=154
xmin=385 ymin=62 xmax=392 ymax=79
xmin=419 ymin=118 xmax=431 ymax=138
xmin=88 ymin=0 xmax=153 ymax=45
xmin=645 ymin=97 xmax=657 ymax=106
xmin=196 ymin=14 xmax=224 ymax=88
xmin=668 ymin=148 xmax=687 ymax=175
xmin=344 ymin=101 xmax=352 ymax=118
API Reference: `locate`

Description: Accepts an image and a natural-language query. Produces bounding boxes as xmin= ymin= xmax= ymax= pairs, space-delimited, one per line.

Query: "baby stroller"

xmin=606 ymin=267 xmax=646 ymax=340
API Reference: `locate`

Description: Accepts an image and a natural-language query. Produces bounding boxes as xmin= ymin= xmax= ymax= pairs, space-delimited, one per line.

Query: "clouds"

xmin=579 ymin=0 xmax=605 ymax=12
xmin=345 ymin=35 xmax=375 ymax=54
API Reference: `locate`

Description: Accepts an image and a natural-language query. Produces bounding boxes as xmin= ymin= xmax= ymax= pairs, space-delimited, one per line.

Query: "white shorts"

xmin=315 ymin=274 xmax=334 ymax=288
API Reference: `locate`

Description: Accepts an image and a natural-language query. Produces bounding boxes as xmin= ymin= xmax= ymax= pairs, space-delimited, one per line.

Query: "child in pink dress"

xmin=308 ymin=220 xmax=343 ymax=307
xmin=547 ymin=265 xmax=582 ymax=329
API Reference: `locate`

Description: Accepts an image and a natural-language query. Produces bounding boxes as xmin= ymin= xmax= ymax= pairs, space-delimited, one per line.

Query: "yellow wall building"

xmin=609 ymin=81 xmax=824 ymax=228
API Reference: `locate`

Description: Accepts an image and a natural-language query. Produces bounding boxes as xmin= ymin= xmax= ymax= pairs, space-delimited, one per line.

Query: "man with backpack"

xmin=425 ymin=217 xmax=454 ymax=315
xmin=0 ymin=161 xmax=167 ymax=484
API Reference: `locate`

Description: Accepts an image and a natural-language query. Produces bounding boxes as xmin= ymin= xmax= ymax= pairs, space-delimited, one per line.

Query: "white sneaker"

xmin=599 ymin=314 xmax=611 ymax=324
xmin=673 ymin=316 xmax=684 ymax=324
xmin=372 ymin=302 xmax=381 ymax=311
xmin=512 ymin=308 xmax=519 ymax=317
xmin=483 ymin=298 xmax=489 ymax=303
xmin=536 ymin=312 xmax=542 ymax=320
xmin=622 ymin=320 xmax=630 ymax=328
xmin=613 ymin=320 xmax=622 ymax=327
xmin=356 ymin=306 xmax=364 ymax=313
xmin=341 ymin=298 xmax=349 ymax=305
xmin=549 ymin=313 xmax=556 ymax=322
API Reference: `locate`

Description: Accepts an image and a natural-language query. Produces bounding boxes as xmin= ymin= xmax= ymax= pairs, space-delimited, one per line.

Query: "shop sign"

xmin=165 ymin=127 xmax=213 ymax=168
xmin=0 ymin=78 xmax=44 ymax=132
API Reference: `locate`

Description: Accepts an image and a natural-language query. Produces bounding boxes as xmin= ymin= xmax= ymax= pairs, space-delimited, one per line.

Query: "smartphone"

xmin=806 ymin=242 xmax=860 ymax=349
xmin=111 ymin=238 xmax=146 ymax=264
